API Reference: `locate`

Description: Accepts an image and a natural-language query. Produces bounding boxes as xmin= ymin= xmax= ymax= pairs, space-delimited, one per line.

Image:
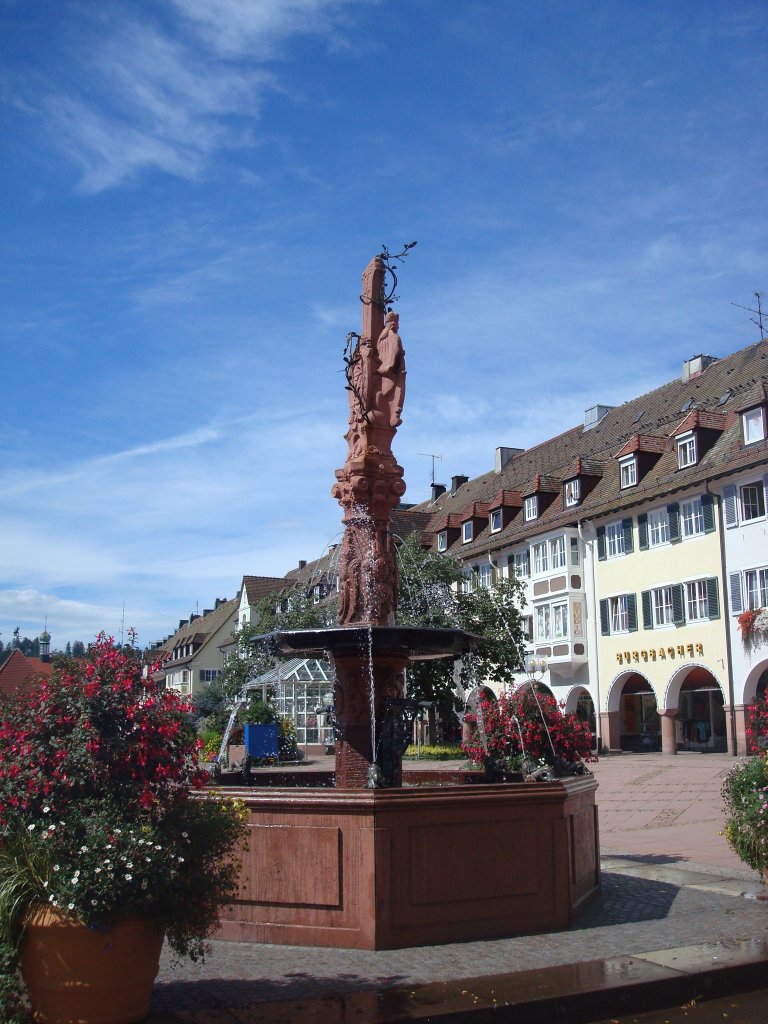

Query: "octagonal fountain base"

xmin=213 ymin=776 xmax=599 ymax=950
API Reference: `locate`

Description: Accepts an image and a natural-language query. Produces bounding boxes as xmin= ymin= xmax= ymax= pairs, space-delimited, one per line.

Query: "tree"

xmin=72 ymin=641 xmax=86 ymax=658
xmin=395 ymin=532 xmax=527 ymax=741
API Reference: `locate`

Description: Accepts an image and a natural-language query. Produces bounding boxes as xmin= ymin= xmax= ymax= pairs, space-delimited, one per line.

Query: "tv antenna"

xmin=731 ymin=292 xmax=766 ymax=339
xmin=419 ymin=452 xmax=442 ymax=485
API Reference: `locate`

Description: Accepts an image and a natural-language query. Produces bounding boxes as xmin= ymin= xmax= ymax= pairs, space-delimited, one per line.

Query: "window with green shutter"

xmin=638 ymin=513 xmax=649 ymax=550
xmin=701 ymin=493 xmax=715 ymax=534
xmin=667 ymin=502 xmax=680 ymax=542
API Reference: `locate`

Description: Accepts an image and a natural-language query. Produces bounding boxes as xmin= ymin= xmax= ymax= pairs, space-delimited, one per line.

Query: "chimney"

xmin=431 ymin=482 xmax=447 ymax=500
xmin=682 ymin=354 xmax=718 ymax=382
xmin=298 ymin=559 xmax=307 ymax=570
xmin=178 ymin=620 xmax=188 ymax=630
xmin=451 ymin=474 xmax=469 ymax=495
xmin=495 ymin=447 xmax=524 ymax=473
xmin=584 ymin=404 xmax=614 ymax=430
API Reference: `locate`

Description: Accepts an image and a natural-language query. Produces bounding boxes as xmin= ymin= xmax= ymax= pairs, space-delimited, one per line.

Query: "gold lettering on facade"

xmin=668 ymin=647 xmax=675 ymax=658
xmin=686 ymin=644 xmax=694 ymax=656
xmin=613 ymin=644 xmax=705 ymax=665
xmin=677 ymin=645 xmax=685 ymax=656
xmin=632 ymin=651 xmax=639 ymax=662
xmin=659 ymin=648 xmax=666 ymax=659
xmin=641 ymin=650 xmax=648 ymax=661
xmin=695 ymin=643 xmax=703 ymax=655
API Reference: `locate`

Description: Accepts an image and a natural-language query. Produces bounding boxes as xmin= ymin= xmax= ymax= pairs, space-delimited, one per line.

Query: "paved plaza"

xmin=148 ymin=753 xmax=768 ymax=1022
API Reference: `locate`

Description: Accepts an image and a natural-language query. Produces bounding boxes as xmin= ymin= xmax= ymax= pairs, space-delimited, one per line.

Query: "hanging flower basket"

xmin=739 ymin=608 xmax=768 ymax=653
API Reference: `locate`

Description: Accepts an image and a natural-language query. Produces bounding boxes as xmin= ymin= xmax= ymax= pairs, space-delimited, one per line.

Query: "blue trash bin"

xmin=244 ymin=723 xmax=279 ymax=759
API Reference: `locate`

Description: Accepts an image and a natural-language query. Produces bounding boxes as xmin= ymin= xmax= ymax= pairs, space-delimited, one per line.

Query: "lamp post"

xmin=524 ymin=654 xmax=548 ymax=685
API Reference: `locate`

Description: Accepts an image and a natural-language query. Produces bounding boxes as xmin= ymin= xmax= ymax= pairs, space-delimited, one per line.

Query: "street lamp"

xmin=524 ymin=654 xmax=548 ymax=682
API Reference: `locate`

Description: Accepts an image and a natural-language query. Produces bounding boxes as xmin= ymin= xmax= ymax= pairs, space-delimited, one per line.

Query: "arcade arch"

xmin=603 ymin=671 xmax=660 ymax=752
xmin=664 ymin=665 xmax=727 ymax=753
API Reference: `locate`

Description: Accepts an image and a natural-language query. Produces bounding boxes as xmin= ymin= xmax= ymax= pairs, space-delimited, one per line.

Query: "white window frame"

xmin=681 ymin=497 xmax=705 ymax=537
xmin=534 ymin=600 xmax=569 ymax=642
xmin=459 ymin=567 xmax=474 ymax=594
xmin=532 ymin=541 xmax=549 ymax=574
xmin=490 ymin=508 xmax=502 ymax=533
xmin=685 ymin=579 xmax=709 ymax=621
xmin=437 ymin=531 xmax=447 ymax=552
xmin=570 ymin=537 xmax=580 ymax=566
xmin=745 ymin=567 xmax=768 ymax=610
xmin=620 ymin=456 xmax=637 ymax=489
xmin=677 ymin=432 xmax=697 ymax=468
xmin=524 ymin=495 xmax=538 ymax=521
xmin=605 ymin=521 xmax=625 ymax=558
xmin=550 ymin=535 xmax=566 ymax=569
xmin=740 ymin=482 xmax=766 ymax=523
xmin=648 ymin=508 xmax=669 ymax=547
xmin=564 ymin=479 xmax=580 ymax=507
xmin=743 ymin=407 xmax=766 ymax=445
xmin=478 ymin=563 xmax=493 ymax=589
xmin=610 ymin=595 xmax=629 ymax=633
xmin=462 ymin=520 xmax=473 ymax=544
xmin=652 ymin=586 xmax=674 ymax=627
xmin=513 ymin=550 xmax=530 ymax=578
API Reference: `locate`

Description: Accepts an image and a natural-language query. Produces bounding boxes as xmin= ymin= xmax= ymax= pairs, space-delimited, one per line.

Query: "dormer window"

xmin=437 ymin=530 xmax=447 ymax=552
xmin=462 ymin=521 xmax=473 ymax=543
xmin=564 ymin=479 xmax=580 ymax=507
xmin=677 ymin=431 xmax=697 ymax=468
xmin=620 ymin=456 xmax=637 ymax=489
xmin=524 ymin=495 xmax=538 ymax=521
xmin=743 ymin=407 xmax=766 ymax=445
xmin=489 ymin=508 xmax=502 ymax=533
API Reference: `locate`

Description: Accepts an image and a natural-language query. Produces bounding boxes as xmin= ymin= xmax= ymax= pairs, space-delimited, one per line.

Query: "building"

xmin=412 ymin=338 xmax=768 ymax=756
xmin=155 ymin=598 xmax=238 ymax=698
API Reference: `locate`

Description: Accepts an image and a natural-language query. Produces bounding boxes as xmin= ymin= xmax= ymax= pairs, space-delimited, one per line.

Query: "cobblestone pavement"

xmin=147 ymin=753 xmax=768 ymax=1020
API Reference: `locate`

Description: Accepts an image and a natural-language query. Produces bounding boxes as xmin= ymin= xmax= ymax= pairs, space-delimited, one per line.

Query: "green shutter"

xmin=627 ymin=593 xmax=638 ymax=632
xmin=722 ymin=485 xmax=738 ymax=528
xmin=599 ymin=599 xmax=610 ymax=635
xmin=642 ymin=590 xmax=653 ymax=629
xmin=668 ymin=502 xmax=680 ymax=542
xmin=597 ymin=526 xmax=606 ymax=561
xmin=672 ymin=583 xmax=685 ymax=625
xmin=706 ymin=577 xmax=720 ymax=620
xmin=701 ymin=493 xmax=715 ymax=534
xmin=638 ymin=513 xmax=649 ymax=550
xmin=729 ymin=572 xmax=743 ymax=614
xmin=622 ymin=518 xmax=634 ymax=553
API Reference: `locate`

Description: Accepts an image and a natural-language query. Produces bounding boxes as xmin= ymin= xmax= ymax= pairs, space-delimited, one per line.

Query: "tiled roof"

xmin=0 ymin=649 xmax=54 ymax=699
xmin=159 ymin=598 xmax=238 ymax=657
xmin=405 ymin=337 xmax=768 ymax=558
xmin=241 ymin=576 xmax=287 ymax=605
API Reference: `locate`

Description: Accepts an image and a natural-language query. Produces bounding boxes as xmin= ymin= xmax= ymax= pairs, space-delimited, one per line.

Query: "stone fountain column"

xmin=330 ymin=256 xmax=408 ymax=788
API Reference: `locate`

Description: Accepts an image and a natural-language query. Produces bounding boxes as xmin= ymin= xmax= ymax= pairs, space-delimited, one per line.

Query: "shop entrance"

xmin=619 ymin=674 xmax=660 ymax=752
xmin=676 ymin=668 xmax=727 ymax=752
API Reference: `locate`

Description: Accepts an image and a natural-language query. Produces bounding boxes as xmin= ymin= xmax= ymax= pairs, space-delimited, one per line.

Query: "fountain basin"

xmin=257 ymin=624 xmax=476 ymax=660
xmin=213 ymin=776 xmax=599 ymax=950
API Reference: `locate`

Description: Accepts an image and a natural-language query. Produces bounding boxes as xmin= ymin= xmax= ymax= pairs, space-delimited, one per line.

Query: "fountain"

xmin=214 ymin=253 xmax=600 ymax=949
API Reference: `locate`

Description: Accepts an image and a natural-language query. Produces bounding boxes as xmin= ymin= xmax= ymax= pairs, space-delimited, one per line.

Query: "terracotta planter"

xmin=21 ymin=906 xmax=164 ymax=1024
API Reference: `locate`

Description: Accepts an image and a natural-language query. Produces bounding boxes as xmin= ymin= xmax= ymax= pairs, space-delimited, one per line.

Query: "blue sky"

xmin=2 ymin=0 xmax=766 ymax=650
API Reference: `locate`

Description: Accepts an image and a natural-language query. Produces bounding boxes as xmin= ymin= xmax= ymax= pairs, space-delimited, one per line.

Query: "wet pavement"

xmin=148 ymin=753 xmax=768 ymax=1023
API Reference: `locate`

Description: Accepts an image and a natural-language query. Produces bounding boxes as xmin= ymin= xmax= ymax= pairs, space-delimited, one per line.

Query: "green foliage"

xmin=396 ymin=533 xmax=526 ymax=712
xmin=243 ymin=698 xmax=278 ymax=724
xmin=722 ymin=754 xmax=768 ymax=873
xmin=403 ymin=744 xmax=467 ymax=761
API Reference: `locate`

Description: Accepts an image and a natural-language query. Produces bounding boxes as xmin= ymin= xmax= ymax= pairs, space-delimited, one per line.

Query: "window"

xmin=524 ymin=495 xmax=538 ymax=521
xmin=200 ymin=669 xmax=221 ymax=683
xmin=478 ymin=562 xmax=493 ymax=589
xmin=550 ymin=535 xmax=566 ymax=569
xmin=620 ymin=457 xmax=637 ymax=489
xmin=564 ymin=479 xmax=580 ymax=506
xmin=649 ymin=508 xmax=669 ymax=546
xmin=740 ymin=483 xmax=766 ymax=522
xmin=182 ymin=669 xmax=190 ymax=683
xmin=462 ymin=521 xmax=473 ymax=543
xmin=490 ymin=508 xmax=502 ymax=533
xmin=437 ymin=531 xmax=447 ymax=552
xmin=513 ymin=550 xmax=530 ymax=578
xmin=606 ymin=521 xmax=625 ymax=558
xmin=745 ymin=568 xmax=768 ymax=610
xmin=535 ymin=600 xmax=569 ymax=641
xmin=743 ymin=407 xmax=766 ymax=445
xmin=532 ymin=541 xmax=549 ymax=574
xmin=459 ymin=567 xmax=474 ymax=594
xmin=610 ymin=596 xmax=628 ymax=633
xmin=685 ymin=579 xmax=709 ymax=621
xmin=681 ymin=497 xmax=704 ymax=537
xmin=599 ymin=594 xmax=637 ymax=634
xmin=677 ymin=432 xmax=697 ymax=468
xmin=652 ymin=586 xmax=674 ymax=627
xmin=570 ymin=537 xmax=580 ymax=566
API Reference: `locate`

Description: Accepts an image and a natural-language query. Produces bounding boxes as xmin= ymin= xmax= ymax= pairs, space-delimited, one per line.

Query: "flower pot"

xmin=21 ymin=906 xmax=164 ymax=1024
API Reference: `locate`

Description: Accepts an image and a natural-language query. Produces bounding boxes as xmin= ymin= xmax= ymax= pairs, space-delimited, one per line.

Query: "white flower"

xmin=125 ymin=873 xmax=132 ymax=881
xmin=43 ymin=806 xmax=51 ymax=814
xmin=80 ymin=846 xmax=88 ymax=854
xmin=48 ymin=894 xmax=55 ymax=903
xmin=43 ymin=881 xmax=48 ymax=888
xmin=181 ymin=832 xmax=188 ymax=839
xmin=95 ymin=867 xmax=101 ymax=874
xmin=126 ymin=862 xmax=133 ymax=869
xmin=105 ymin=844 xmax=113 ymax=850
xmin=67 ymin=903 xmax=75 ymax=911
xmin=91 ymin=900 xmax=98 ymax=906
xmin=141 ymin=879 xmax=148 ymax=890
xmin=27 ymin=823 xmax=35 ymax=831
xmin=177 ymin=856 xmax=185 ymax=864
xmin=53 ymin=864 xmax=60 ymax=872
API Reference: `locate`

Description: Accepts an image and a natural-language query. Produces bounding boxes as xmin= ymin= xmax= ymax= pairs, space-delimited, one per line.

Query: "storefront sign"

xmin=616 ymin=643 xmax=703 ymax=665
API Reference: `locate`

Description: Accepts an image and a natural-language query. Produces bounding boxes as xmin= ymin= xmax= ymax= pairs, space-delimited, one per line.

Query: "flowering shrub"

xmin=746 ymin=695 xmax=768 ymax=754
xmin=0 ymin=635 xmax=248 ymax=994
xmin=462 ymin=688 xmax=595 ymax=772
xmin=721 ymin=753 xmax=768 ymax=874
xmin=738 ymin=608 xmax=768 ymax=653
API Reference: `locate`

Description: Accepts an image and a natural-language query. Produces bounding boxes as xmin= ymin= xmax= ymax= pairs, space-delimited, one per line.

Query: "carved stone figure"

xmin=373 ymin=311 xmax=406 ymax=428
